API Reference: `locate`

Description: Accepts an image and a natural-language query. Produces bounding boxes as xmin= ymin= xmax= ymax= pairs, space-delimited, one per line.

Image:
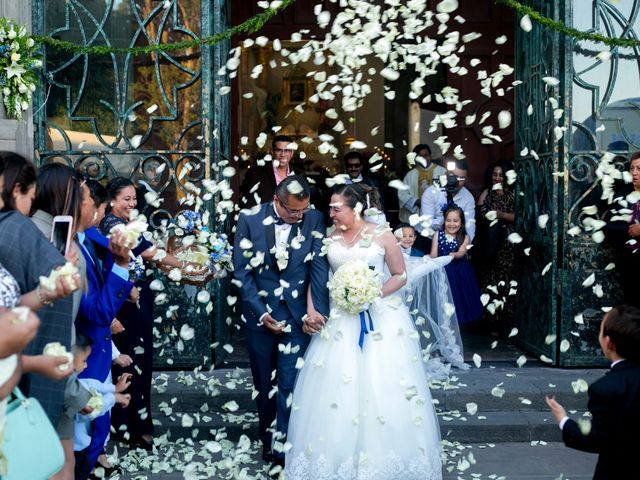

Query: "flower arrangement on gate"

xmin=327 ymin=259 xmax=381 ymax=315
xmin=168 ymin=210 xmax=233 ymax=275
xmin=0 ymin=18 xmax=41 ymax=120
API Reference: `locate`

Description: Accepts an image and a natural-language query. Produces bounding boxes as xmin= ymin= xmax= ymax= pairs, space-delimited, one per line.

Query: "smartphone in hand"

xmin=50 ymin=215 xmax=74 ymax=256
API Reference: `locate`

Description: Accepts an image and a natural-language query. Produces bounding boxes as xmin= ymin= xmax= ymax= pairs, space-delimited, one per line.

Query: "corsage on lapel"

xmin=274 ymin=243 xmax=289 ymax=270
xmin=291 ymin=227 xmax=305 ymax=249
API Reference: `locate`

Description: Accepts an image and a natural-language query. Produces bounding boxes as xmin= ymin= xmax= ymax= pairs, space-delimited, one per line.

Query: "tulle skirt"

xmin=285 ymin=296 xmax=442 ymax=480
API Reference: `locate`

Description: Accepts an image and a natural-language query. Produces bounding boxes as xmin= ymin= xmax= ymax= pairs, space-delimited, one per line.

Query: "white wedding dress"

xmin=285 ymin=241 xmax=442 ymax=480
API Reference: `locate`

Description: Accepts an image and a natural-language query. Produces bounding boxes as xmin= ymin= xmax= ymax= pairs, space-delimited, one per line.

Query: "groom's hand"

xmin=261 ymin=314 xmax=284 ymax=334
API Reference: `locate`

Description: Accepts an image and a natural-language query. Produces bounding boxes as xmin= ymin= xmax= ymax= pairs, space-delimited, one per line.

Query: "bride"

xmin=285 ymin=183 xmax=442 ymax=479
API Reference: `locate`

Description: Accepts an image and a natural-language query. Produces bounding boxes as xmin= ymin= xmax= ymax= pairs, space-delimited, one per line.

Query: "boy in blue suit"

xmin=74 ymin=179 xmax=134 ymax=478
xmin=395 ymin=223 xmax=425 ymax=257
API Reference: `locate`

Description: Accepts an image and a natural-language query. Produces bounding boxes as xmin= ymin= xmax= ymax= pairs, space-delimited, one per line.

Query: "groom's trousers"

xmin=245 ymin=301 xmax=310 ymax=458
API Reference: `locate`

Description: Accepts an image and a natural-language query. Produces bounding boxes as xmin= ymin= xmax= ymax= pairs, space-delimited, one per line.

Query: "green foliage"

xmin=497 ymin=0 xmax=640 ymax=48
xmin=33 ymin=0 xmax=295 ymax=56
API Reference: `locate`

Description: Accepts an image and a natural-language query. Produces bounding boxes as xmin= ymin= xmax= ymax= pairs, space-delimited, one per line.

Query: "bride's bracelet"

xmin=379 ymin=289 xmax=384 ymax=298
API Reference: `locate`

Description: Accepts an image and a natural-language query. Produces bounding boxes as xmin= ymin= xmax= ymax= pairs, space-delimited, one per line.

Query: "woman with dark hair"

xmin=0 ymin=152 xmax=82 ymax=478
xmin=0 ymin=150 xmax=37 ymax=214
xmin=100 ymin=176 xmax=189 ymax=448
xmin=478 ymin=160 xmax=516 ymax=336
xmin=285 ymin=181 xmax=442 ymax=479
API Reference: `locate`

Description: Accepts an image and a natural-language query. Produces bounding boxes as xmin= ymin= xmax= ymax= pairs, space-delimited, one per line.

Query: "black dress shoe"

xmin=272 ymin=457 xmax=285 ymax=468
xmin=133 ymin=436 xmax=154 ymax=451
xmin=262 ymin=448 xmax=276 ymax=463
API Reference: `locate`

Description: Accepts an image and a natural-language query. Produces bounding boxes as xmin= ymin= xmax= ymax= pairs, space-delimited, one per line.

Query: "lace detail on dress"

xmin=286 ymin=450 xmax=442 ymax=480
xmin=326 ymin=240 xmax=386 ymax=275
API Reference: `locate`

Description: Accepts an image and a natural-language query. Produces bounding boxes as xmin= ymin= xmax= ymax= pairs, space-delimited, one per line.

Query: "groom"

xmin=233 ymin=175 xmax=329 ymax=464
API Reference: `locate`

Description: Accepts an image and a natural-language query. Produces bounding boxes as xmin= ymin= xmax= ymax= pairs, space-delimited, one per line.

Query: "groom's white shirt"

xmin=257 ymin=205 xmax=292 ymax=322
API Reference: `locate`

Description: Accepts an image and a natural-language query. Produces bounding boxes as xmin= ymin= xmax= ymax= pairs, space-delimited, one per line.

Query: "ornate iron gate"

xmin=516 ymin=0 xmax=637 ymax=366
xmin=514 ymin=0 xmax=562 ymax=363
xmin=32 ymin=0 xmax=231 ymax=368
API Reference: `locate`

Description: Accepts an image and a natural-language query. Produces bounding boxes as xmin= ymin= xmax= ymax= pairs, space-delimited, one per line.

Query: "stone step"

xmin=149 ymin=407 xmax=585 ymax=444
xmin=438 ymin=410 xmax=584 ymax=444
xmin=147 ymin=367 xmax=603 ymax=444
xmin=151 ymin=367 xmax=603 ymax=414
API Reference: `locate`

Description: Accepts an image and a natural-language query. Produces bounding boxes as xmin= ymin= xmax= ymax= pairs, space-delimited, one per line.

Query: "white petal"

xmin=388 ymin=179 xmax=410 ymax=191
xmin=540 ymin=354 xmax=553 ymax=364
xmin=436 ymin=0 xmax=459 ymax=14
xmin=507 ymin=232 xmax=523 ymax=243
xmin=380 ymin=67 xmax=400 ymax=82
xmin=537 ymin=214 xmax=549 ymax=229
xmin=520 ymin=14 xmax=533 ymax=32
xmin=472 ymin=353 xmax=482 ymax=368
xmin=491 ymin=386 xmax=505 ymax=398
xmin=497 ymin=110 xmax=512 ymax=129
xmin=582 ymin=273 xmax=595 ymax=287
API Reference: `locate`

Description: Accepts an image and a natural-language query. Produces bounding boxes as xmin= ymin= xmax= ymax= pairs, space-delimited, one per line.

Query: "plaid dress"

xmin=0 ymin=211 xmax=72 ymax=429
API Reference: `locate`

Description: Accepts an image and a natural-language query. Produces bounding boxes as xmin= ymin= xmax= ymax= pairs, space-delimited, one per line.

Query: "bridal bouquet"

xmin=328 ymin=260 xmax=381 ymax=315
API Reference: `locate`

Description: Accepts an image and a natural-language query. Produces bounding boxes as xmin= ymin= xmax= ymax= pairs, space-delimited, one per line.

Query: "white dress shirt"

xmin=420 ymin=185 xmax=476 ymax=240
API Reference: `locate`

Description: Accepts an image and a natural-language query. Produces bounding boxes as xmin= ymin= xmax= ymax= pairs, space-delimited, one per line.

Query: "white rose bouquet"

xmin=0 ymin=17 xmax=41 ymax=120
xmin=328 ymin=260 xmax=381 ymax=315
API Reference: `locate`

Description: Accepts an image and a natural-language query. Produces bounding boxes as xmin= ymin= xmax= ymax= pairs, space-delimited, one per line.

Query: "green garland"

xmin=32 ymin=0 xmax=295 ymax=56
xmin=17 ymin=0 xmax=640 ymax=57
xmin=496 ymin=0 xmax=640 ymax=49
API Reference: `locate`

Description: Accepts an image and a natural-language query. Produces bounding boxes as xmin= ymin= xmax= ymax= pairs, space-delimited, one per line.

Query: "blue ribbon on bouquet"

xmin=358 ymin=309 xmax=375 ymax=350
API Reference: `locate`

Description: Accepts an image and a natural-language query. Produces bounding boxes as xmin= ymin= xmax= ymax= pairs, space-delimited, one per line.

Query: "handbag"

xmin=2 ymin=388 xmax=64 ymax=479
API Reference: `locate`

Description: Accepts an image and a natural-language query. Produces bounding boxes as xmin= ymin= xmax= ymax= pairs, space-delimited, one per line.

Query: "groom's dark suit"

xmin=561 ymin=359 xmax=640 ymax=479
xmin=233 ymin=202 xmax=329 ymax=457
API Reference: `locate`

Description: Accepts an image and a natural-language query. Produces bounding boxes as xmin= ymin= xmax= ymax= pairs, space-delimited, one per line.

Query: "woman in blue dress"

xmin=430 ymin=205 xmax=483 ymax=324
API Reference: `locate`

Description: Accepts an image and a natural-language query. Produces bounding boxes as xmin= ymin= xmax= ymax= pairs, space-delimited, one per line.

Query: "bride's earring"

xmin=92 ymin=211 xmax=98 ymax=222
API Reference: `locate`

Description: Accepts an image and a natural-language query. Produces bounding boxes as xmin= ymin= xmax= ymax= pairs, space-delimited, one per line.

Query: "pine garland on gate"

xmin=496 ymin=0 xmax=640 ymax=49
xmin=32 ymin=0 xmax=295 ymax=56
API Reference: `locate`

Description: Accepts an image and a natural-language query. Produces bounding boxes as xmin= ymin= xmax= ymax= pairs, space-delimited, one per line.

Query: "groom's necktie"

xmin=273 ymin=216 xmax=285 ymax=226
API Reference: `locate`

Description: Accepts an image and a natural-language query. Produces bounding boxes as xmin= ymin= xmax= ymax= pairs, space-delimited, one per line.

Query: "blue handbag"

xmin=2 ymin=388 xmax=64 ymax=479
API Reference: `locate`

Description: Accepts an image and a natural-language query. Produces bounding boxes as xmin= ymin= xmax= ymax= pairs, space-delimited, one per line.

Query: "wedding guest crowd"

xmin=0 ymin=151 xmax=200 ymax=479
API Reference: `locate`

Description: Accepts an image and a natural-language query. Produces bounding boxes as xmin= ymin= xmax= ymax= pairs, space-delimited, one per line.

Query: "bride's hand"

xmin=303 ymin=311 xmax=325 ymax=335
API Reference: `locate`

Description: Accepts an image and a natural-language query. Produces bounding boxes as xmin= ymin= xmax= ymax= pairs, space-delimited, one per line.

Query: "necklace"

xmin=341 ymin=224 xmax=365 ymax=246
